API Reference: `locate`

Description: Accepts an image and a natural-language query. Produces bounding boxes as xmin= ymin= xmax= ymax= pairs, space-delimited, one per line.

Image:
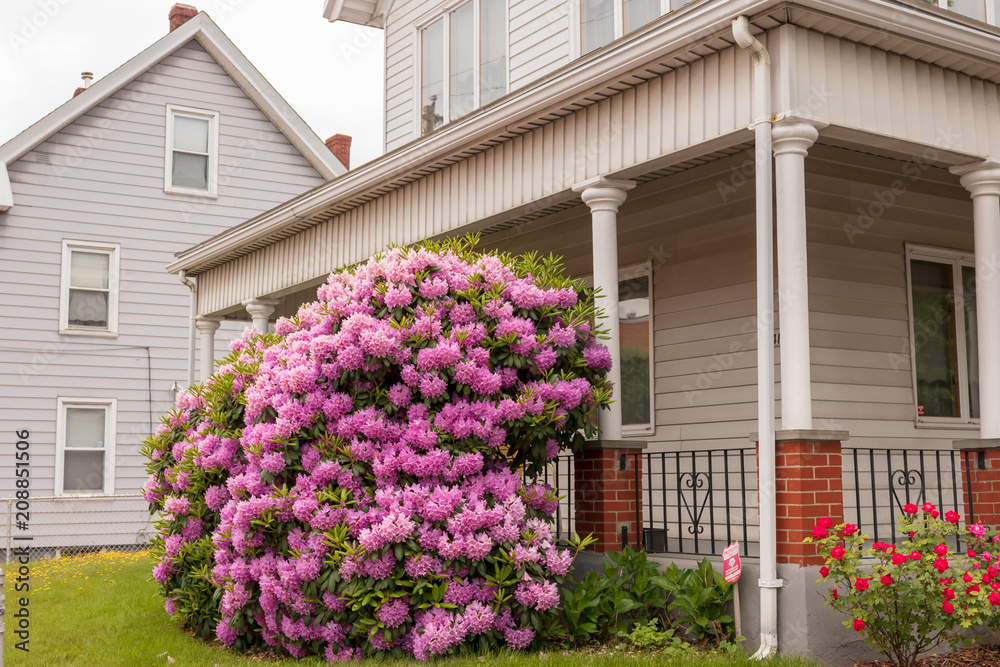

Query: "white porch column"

xmin=573 ymin=177 xmax=636 ymax=440
xmin=243 ymin=298 xmax=280 ymax=334
xmin=195 ymin=317 xmax=221 ymax=382
xmin=772 ymin=120 xmax=822 ymax=431
xmin=952 ymin=158 xmax=1000 ymax=439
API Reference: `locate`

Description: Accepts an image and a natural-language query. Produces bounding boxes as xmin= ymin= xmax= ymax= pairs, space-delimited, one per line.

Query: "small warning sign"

xmin=723 ymin=541 xmax=742 ymax=583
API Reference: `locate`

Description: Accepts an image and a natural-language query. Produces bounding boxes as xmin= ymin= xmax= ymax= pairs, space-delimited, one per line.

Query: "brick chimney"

xmin=326 ymin=134 xmax=352 ymax=170
xmin=169 ymin=4 xmax=198 ymax=32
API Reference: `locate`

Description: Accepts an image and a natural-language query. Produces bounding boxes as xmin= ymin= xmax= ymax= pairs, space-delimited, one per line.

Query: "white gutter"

xmin=733 ymin=15 xmax=780 ymax=660
xmin=0 ymin=164 xmax=11 ymax=211
xmin=178 ymin=271 xmax=198 ymax=388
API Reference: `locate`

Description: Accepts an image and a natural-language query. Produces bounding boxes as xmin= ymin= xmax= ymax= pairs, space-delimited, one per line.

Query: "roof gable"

xmin=0 ymin=11 xmax=344 ymax=211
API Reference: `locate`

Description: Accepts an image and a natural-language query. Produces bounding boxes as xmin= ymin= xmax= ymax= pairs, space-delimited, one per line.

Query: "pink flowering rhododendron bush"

xmin=805 ymin=505 xmax=1000 ymax=667
xmin=141 ymin=238 xmax=611 ymax=661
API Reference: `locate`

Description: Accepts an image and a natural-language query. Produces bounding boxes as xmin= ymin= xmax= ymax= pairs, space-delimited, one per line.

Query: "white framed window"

xmin=418 ymin=0 xmax=508 ymax=135
xmin=584 ymin=262 xmax=655 ymax=434
xmin=906 ymin=244 xmax=979 ymax=427
xmin=55 ymin=398 xmax=117 ymax=495
xmin=578 ymin=0 xmax=692 ymax=55
xmin=164 ymin=105 xmax=219 ymax=196
xmin=59 ymin=240 xmax=120 ymax=336
xmin=927 ymin=0 xmax=999 ymax=26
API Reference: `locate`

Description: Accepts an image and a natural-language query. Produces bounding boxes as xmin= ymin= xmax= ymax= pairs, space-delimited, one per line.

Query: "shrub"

xmin=805 ymin=505 xmax=998 ymax=667
xmin=141 ymin=237 xmax=612 ymax=661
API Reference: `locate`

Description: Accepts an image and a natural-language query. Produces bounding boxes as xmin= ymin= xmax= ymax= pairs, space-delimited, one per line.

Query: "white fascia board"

xmin=169 ymin=0 xmax=1000 ymax=275
xmin=323 ymin=0 xmax=387 ymax=27
xmin=0 ymin=163 xmax=12 ymax=211
xmin=0 ymin=13 xmax=344 ymax=181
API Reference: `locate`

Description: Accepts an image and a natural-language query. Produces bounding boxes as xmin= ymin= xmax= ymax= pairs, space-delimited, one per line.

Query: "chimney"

xmin=326 ymin=134 xmax=352 ymax=170
xmin=73 ymin=71 xmax=93 ymax=98
xmin=169 ymin=4 xmax=198 ymax=32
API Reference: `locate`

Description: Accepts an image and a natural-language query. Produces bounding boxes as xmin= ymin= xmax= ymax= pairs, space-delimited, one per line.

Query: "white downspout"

xmin=178 ymin=271 xmax=198 ymax=388
xmin=733 ymin=15 xmax=780 ymax=660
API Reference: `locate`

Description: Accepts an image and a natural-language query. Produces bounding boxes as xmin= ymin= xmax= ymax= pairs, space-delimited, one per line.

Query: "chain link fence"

xmin=0 ymin=494 xmax=154 ymax=562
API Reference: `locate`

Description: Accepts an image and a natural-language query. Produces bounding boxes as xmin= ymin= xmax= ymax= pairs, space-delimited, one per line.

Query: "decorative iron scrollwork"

xmin=679 ymin=471 xmax=711 ymax=536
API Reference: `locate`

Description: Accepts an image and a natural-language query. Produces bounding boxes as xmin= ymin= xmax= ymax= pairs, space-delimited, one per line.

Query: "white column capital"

xmin=194 ymin=317 xmax=221 ymax=334
xmin=573 ymin=177 xmax=636 ymax=214
xmin=242 ymin=298 xmax=280 ymax=319
xmin=771 ymin=120 xmax=822 ymax=158
xmin=951 ymin=158 xmax=1000 ymax=198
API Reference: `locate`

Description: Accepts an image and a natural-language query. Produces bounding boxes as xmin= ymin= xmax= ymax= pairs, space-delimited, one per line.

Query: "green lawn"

xmin=2 ymin=552 xmax=825 ymax=667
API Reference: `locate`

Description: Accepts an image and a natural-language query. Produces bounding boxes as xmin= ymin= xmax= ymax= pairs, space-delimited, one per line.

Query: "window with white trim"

xmin=419 ymin=0 xmax=507 ymax=135
xmin=906 ymin=245 xmax=979 ymax=425
xmin=580 ymin=0 xmax=693 ymax=54
xmin=925 ymin=0 xmax=999 ymax=26
xmin=165 ymin=105 xmax=219 ymax=196
xmin=60 ymin=240 xmax=120 ymax=335
xmin=56 ymin=398 xmax=116 ymax=495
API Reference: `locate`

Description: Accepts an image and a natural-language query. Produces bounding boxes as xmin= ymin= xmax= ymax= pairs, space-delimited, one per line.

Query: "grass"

xmin=2 ymin=552 xmax=825 ymax=667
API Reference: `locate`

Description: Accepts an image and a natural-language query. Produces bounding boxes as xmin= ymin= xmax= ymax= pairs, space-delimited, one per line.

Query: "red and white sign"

xmin=722 ymin=542 xmax=742 ymax=583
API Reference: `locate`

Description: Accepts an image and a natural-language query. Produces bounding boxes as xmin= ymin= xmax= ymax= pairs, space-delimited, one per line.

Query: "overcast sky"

xmin=1 ymin=0 xmax=385 ymax=167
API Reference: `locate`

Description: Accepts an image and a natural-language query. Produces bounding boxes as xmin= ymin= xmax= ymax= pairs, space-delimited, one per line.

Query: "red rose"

xmin=843 ymin=524 xmax=858 ymax=536
xmin=945 ymin=511 xmax=960 ymax=524
xmin=853 ymin=619 xmax=865 ymax=632
xmin=934 ymin=543 xmax=948 ymax=557
xmin=819 ymin=566 xmax=830 ymax=578
xmin=943 ymin=588 xmax=956 ymax=600
xmin=934 ymin=558 xmax=949 ymax=573
xmin=969 ymin=550 xmax=978 ymax=559
xmin=990 ymin=592 xmax=1000 ymax=606
xmin=967 ymin=585 xmax=981 ymax=595
xmin=881 ymin=574 xmax=893 ymax=586
xmin=922 ymin=502 xmax=935 ymax=512
xmin=993 ymin=582 xmax=1000 ymax=591
xmin=817 ymin=517 xmax=834 ymax=530
xmin=904 ymin=503 xmax=918 ymax=514
xmin=964 ymin=573 xmax=974 ymax=583
xmin=891 ymin=553 xmax=907 ymax=566
xmin=940 ymin=578 xmax=952 ymax=585
xmin=943 ymin=601 xmax=955 ymax=614
xmin=872 ymin=541 xmax=889 ymax=552
xmin=909 ymin=551 xmax=922 ymax=561
xmin=932 ymin=510 xmax=939 ymax=518
xmin=812 ymin=526 xmax=828 ymax=539
xmin=831 ymin=589 xmax=839 ymax=599
xmin=989 ymin=566 xmax=999 ymax=577
xmin=831 ymin=547 xmax=845 ymax=560
xmin=855 ymin=577 xmax=870 ymax=592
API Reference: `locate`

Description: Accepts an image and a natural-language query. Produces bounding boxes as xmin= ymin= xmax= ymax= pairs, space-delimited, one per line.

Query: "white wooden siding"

xmin=0 ymin=40 xmax=325 ymax=500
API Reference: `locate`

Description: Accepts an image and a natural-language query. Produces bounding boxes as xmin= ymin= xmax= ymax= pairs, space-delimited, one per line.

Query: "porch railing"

xmin=842 ymin=447 xmax=966 ymax=549
xmin=625 ymin=449 xmax=759 ymax=558
xmin=523 ymin=455 xmax=575 ymax=542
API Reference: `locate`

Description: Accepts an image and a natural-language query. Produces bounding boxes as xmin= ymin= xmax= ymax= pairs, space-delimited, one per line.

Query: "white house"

xmin=167 ymin=0 xmax=1000 ymax=660
xmin=0 ymin=5 xmax=347 ymax=556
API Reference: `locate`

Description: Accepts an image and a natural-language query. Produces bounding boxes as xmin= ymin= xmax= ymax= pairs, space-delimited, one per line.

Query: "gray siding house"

xmin=0 ymin=6 xmax=345 ymax=553
xmin=171 ymin=0 xmax=1000 ymax=661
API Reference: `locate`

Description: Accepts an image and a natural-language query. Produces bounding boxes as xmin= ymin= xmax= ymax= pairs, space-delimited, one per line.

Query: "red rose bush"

xmin=141 ymin=238 xmax=610 ymax=661
xmin=805 ymin=505 xmax=998 ymax=667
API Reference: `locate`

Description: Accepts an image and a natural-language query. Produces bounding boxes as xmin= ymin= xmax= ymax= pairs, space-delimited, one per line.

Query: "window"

xmin=165 ymin=105 xmax=219 ymax=196
xmin=580 ymin=0 xmax=692 ymax=54
xmin=56 ymin=398 xmax=116 ymax=495
xmin=619 ymin=265 xmax=653 ymax=430
xmin=59 ymin=240 xmax=120 ymax=336
xmin=906 ymin=245 xmax=979 ymax=425
xmin=420 ymin=0 xmax=507 ymax=135
xmin=925 ymin=0 xmax=999 ymax=26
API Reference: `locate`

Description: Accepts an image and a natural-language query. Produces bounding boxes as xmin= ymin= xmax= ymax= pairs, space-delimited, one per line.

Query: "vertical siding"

xmin=199 ymin=46 xmax=756 ymax=312
xmin=0 ymin=40 xmax=325 ymax=500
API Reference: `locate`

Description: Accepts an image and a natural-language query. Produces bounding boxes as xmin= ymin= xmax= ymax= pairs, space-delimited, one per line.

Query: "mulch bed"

xmin=850 ymin=644 xmax=1000 ymax=666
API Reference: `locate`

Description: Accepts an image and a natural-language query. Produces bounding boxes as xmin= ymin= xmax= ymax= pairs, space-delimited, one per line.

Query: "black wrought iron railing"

xmin=625 ymin=449 xmax=759 ymax=557
xmin=522 ymin=455 xmax=575 ymax=542
xmin=842 ymin=448 xmax=966 ymax=549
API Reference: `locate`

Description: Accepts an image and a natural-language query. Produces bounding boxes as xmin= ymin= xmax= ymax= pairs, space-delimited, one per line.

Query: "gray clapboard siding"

xmin=0 ymin=39 xmax=325 ymax=500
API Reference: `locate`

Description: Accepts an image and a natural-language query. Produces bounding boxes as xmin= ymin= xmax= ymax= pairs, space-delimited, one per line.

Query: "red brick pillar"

xmin=755 ymin=430 xmax=848 ymax=566
xmin=574 ymin=440 xmax=646 ymax=553
xmin=955 ymin=440 xmax=1000 ymax=529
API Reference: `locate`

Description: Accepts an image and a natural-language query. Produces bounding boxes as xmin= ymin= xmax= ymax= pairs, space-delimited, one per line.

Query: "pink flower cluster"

xmin=143 ymin=242 xmax=609 ymax=662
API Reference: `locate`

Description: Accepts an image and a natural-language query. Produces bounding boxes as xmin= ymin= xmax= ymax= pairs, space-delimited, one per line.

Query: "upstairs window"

xmin=924 ymin=0 xmax=999 ymax=26
xmin=420 ymin=0 xmax=508 ymax=135
xmin=907 ymin=245 xmax=979 ymax=425
xmin=165 ymin=105 xmax=219 ymax=196
xmin=581 ymin=0 xmax=693 ymax=54
xmin=56 ymin=398 xmax=116 ymax=495
xmin=60 ymin=240 xmax=120 ymax=336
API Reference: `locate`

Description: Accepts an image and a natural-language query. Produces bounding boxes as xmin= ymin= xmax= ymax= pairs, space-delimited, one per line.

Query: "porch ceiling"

xmin=169 ymin=0 xmax=1000 ymax=278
